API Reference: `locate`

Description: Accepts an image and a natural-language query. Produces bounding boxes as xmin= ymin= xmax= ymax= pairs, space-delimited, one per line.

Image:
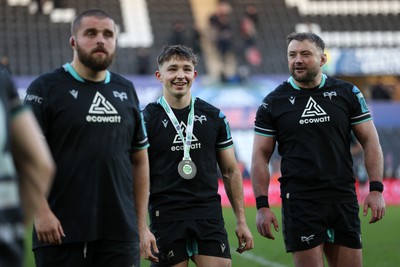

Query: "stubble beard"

xmin=290 ymin=66 xmax=319 ymax=84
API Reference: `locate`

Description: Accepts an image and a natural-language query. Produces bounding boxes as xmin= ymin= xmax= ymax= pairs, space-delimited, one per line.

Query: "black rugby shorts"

xmin=282 ymin=198 xmax=362 ymax=252
xmin=150 ymin=219 xmax=231 ymax=266
xmin=34 ymin=240 xmax=139 ymax=267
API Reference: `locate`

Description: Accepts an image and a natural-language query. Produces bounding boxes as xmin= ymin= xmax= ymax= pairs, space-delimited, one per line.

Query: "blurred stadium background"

xmin=2 ymin=0 xmax=399 ymax=202
xmin=2 ymin=0 xmax=398 ymax=266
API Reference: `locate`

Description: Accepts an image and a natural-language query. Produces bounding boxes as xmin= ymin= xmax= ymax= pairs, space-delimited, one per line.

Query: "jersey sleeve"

xmin=142 ymin=104 xmax=151 ymax=125
xmin=216 ymin=110 xmax=234 ymax=150
xmin=23 ymin=78 xmax=48 ymax=135
xmin=350 ymin=85 xmax=372 ymax=125
xmin=132 ymin=110 xmax=149 ymax=150
xmin=254 ymin=94 xmax=276 ymax=137
xmin=130 ymin=88 xmax=149 ymax=150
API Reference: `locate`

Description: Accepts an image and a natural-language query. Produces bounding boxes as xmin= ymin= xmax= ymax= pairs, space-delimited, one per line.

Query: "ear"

xmin=155 ymin=70 xmax=162 ymax=82
xmin=320 ymin=53 xmax=327 ymax=67
xmin=70 ymin=36 xmax=76 ymax=48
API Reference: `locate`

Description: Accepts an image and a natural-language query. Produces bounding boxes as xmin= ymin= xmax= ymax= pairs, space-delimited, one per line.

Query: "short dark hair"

xmin=286 ymin=32 xmax=325 ymax=52
xmin=71 ymin=9 xmax=114 ymax=35
xmin=157 ymin=44 xmax=198 ymax=67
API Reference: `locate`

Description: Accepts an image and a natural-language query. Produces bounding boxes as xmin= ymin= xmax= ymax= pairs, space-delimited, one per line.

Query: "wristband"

xmin=369 ymin=181 xmax=384 ymax=193
xmin=256 ymin=196 xmax=270 ymax=209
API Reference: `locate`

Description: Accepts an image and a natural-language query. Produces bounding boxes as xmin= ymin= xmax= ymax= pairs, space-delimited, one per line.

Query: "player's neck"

xmin=295 ymin=72 xmax=323 ymax=89
xmin=70 ymin=61 xmax=107 ymax=82
xmin=164 ymin=94 xmax=191 ymax=109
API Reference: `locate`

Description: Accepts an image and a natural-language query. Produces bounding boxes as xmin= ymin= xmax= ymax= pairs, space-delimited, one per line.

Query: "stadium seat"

xmin=1 ymin=0 xmax=400 ymax=75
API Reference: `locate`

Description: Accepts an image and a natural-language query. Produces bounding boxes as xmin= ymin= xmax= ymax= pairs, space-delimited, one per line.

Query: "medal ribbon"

xmin=158 ymin=96 xmax=195 ymax=160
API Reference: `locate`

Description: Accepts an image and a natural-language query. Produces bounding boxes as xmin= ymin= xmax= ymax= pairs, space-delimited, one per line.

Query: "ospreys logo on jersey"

xmin=299 ymin=97 xmax=330 ymax=125
xmin=113 ymin=91 xmax=127 ymax=101
xmin=86 ymin=92 xmax=121 ymax=123
xmin=170 ymin=121 xmax=201 ymax=152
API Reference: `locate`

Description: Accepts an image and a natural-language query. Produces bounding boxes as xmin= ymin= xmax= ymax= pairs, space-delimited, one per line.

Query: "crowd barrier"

xmin=218 ymin=178 xmax=400 ymax=207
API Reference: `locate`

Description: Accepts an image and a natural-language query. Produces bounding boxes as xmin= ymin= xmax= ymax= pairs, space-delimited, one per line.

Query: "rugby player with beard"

xmin=251 ymin=32 xmax=385 ymax=267
xmin=24 ymin=9 xmax=152 ymax=267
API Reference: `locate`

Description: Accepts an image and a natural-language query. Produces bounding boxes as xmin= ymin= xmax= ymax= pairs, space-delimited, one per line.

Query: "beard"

xmin=290 ymin=66 xmax=319 ymax=84
xmin=76 ymin=44 xmax=115 ymax=71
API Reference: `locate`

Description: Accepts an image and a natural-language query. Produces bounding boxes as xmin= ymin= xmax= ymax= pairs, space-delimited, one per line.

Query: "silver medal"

xmin=178 ymin=159 xmax=197 ymax=180
xmin=159 ymin=96 xmax=197 ymax=180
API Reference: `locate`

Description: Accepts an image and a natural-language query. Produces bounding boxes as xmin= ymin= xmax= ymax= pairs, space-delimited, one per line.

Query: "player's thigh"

xmin=324 ymin=243 xmax=362 ymax=267
xmin=150 ymin=221 xmax=191 ymax=266
xmin=168 ymin=260 xmax=189 ymax=267
xmin=193 ymin=254 xmax=231 ymax=267
xmin=292 ymin=244 xmax=324 ymax=267
xmin=33 ymin=243 xmax=86 ymax=267
xmin=329 ymin=202 xmax=362 ymax=249
xmin=194 ymin=219 xmax=231 ymax=259
xmin=149 ymin=239 xmax=190 ymax=267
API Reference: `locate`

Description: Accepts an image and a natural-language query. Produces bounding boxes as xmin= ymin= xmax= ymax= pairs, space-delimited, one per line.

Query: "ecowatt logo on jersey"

xmin=86 ymin=92 xmax=121 ymax=123
xmin=170 ymin=121 xmax=202 ymax=152
xmin=299 ymin=97 xmax=330 ymax=124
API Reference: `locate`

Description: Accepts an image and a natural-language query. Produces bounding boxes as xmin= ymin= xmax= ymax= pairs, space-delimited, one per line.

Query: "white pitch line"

xmin=232 ymin=250 xmax=288 ymax=267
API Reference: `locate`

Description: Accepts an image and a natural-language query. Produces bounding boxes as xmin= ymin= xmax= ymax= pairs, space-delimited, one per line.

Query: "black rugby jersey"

xmin=143 ymin=97 xmax=234 ymax=223
xmin=24 ymin=63 xmax=149 ymax=248
xmin=255 ymin=75 xmax=371 ymax=201
xmin=0 ymin=65 xmax=25 ymax=265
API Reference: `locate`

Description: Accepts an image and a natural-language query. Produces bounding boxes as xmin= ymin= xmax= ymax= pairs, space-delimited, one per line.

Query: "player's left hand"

xmin=140 ymin=227 xmax=159 ymax=262
xmin=363 ymin=191 xmax=386 ymax=224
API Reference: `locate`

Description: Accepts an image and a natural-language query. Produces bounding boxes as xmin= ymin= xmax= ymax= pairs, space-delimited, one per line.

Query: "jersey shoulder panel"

xmin=29 ymin=67 xmax=70 ymax=89
xmin=142 ymin=101 xmax=165 ymax=137
xmin=261 ymin=81 xmax=292 ymax=105
xmin=325 ymin=77 xmax=354 ymax=93
xmin=326 ymin=77 xmax=372 ymax=124
xmin=109 ymin=72 xmax=141 ymax=107
xmin=143 ymin=101 xmax=163 ymax=120
xmin=194 ymin=97 xmax=221 ymax=114
xmin=194 ymin=97 xmax=234 ymax=149
xmin=109 ymin=72 xmax=135 ymax=90
xmin=254 ymin=82 xmax=289 ymax=137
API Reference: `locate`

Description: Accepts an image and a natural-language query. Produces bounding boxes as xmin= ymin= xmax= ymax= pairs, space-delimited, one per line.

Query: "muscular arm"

xmin=11 ymin=109 xmax=55 ymax=225
xmin=131 ymin=148 xmax=159 ymax=262
xmin=131 ymin=148 xmax=150 ymax=234
xmin=218 ymin=147 xmax=246 ymax=224
xmin=12 ymin=110 xmax=65 ymax=244
xmin=217 ymin=147 xmax=254 ymax=252
xmin=250 ymin=134 xmax=279 ymax=239
xmin=250 ymin=134 xmax=275 ymax=198
xmin=352 ymin=121 xmax=383 ymax=183
xmin=352 ymin=120 xmax=386 ymax=223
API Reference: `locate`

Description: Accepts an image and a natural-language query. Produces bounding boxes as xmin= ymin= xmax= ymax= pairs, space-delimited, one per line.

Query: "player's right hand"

xmin=34 ymin=209 xmax=65 ymax=245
